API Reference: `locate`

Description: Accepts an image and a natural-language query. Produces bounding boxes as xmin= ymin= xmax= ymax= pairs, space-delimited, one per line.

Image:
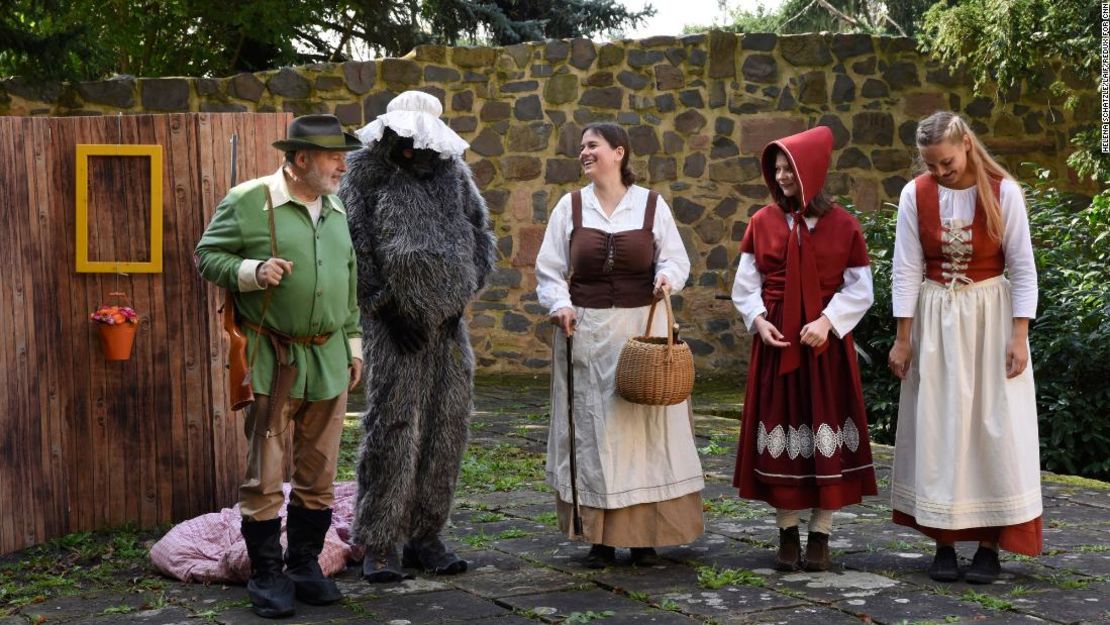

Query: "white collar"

xmin=582 ymin=183 xmax=638 ymax=219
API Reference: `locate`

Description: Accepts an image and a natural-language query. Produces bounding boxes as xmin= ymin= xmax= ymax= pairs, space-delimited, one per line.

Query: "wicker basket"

xmin=616 ymin=294 xmax=695 ymax=406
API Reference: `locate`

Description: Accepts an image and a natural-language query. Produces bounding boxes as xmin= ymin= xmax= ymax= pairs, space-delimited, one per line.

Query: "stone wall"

xmin=2 ymin=32 xmax=1095 ymax=375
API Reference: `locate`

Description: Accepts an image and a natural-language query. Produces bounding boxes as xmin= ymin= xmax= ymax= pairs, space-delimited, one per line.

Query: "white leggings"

xmin=776 ymin=508 xmax=834 ymax=535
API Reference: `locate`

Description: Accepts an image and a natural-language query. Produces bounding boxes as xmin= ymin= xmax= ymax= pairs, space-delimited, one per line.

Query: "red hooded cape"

xmin=760 ymin=126 xmax=834 ymax=375
xmin=733 ymin=125 xmax=876 ymax=511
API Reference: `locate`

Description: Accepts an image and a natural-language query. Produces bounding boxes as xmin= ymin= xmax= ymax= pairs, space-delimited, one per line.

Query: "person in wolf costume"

xmin=340 ymin=90 xmax=496 ymax=582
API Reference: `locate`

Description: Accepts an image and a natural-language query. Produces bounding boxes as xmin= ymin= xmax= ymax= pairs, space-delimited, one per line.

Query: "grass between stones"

xmin=702 ymin=495 xmax=765 ymax=519
xmin=458 ymin=442 xmax=546 ymax=494
xmin=563 ymin=609 xmax=616 ymax=623
xmin=696 ymin=564 xmax=765 ymax=589
xmin=960 ymin=589 xmax=1014 ymax=611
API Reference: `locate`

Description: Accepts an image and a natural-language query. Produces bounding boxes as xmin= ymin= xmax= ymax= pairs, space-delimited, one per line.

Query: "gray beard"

xmin=301 ymin=167 xmax=339 ymax=196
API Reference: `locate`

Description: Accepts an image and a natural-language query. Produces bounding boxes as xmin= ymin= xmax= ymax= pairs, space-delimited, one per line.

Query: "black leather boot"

xmin=403 ymin=535 xmax=468 ymax=575
xmin=284 ymin=506 xmax=342 ymax=605
xmin=583 ymin=544 xmax=616 ymax=569
xmin=241 ymin=517 xmax=295 ymax=618
xmin=629 ymin=547 xmax=660 ymax=566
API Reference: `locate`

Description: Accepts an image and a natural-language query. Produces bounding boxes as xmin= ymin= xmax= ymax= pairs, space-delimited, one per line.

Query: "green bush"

xmin=847 ymin=203 xmax=900 ymax=445
xmin=847 ymin=179 xmax=1110 ymax=479
xmin=1024 ymin=178 xmax=1110 ymax=479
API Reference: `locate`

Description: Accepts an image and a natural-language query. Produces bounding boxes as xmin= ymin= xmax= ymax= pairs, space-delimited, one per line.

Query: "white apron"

xmin=546 ymin=304 xmax=705 ymax=510
xmin=892 ymin=277 xmax=1042 ymax=529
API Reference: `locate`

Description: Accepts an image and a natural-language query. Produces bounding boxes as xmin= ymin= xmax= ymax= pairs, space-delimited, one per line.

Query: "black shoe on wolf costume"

xmin=341 ymin=90 xmax=495 ymax=585
xmin=403 ymin=535 xmax=468 ymax=575
xmin=283 ymin=506 xmax=342 ymax=604
xmin=241 ymin=518 xmax=296 ymax=618
xmin=362 ymin=545 xmax=413 ymax=583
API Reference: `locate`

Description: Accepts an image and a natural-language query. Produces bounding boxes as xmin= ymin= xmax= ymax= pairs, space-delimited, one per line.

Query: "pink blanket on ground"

xmin=149 ymin=481 xmax=366 ymax=583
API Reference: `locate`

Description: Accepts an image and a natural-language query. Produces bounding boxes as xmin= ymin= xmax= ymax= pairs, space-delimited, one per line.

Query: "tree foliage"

xmin=918 ymin=0 xmax=1104 ymax=182
xmin=688 ymin=0 xmax=931 ymax=36
xmin=0 ymin=0 xmax=654 ymax=81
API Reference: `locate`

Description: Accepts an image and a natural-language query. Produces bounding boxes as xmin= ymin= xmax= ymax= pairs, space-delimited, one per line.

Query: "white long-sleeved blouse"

xmin=891 ymin=177 xmax=1038 ymax=318
xmin=535 ymin=184 xmax=691 ymax=315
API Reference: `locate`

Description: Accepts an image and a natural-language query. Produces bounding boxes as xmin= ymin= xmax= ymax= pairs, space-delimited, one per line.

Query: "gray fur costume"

xmin=341 ymin=127 xmax=495 ymax=578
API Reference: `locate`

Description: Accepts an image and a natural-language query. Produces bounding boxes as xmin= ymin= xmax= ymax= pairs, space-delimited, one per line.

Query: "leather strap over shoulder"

xmin=643 ymin=191 xmax=658 ymax=230
xmin=263 ymin=187 xmax=279 ymax=256
xmin=249 ymin=188 xmax=279 ymax=368
xmin=571 ymin=190 xmax=583 ymax=230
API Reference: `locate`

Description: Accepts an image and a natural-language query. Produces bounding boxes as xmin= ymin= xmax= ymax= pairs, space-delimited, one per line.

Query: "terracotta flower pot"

xmin=97 ymin=322 xmax=137 ymax=361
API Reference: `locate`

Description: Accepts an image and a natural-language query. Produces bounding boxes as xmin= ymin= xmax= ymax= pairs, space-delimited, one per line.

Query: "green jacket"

xmin=195 ymin=169 xmax=361 ymax=401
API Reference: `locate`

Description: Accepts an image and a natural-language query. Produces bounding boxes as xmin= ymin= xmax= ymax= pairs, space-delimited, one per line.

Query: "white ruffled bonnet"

xmin=356 ymin=90 xmax=469 ymax=157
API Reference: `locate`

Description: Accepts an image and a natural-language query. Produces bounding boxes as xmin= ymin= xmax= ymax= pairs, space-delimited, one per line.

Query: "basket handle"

xmin=643 ymin=292 xmax=678 ymax=359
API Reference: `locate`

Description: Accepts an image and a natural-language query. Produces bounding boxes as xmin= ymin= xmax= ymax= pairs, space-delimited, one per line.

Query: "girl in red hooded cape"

xmin=731 ymin=126 xmax=878 ymax=572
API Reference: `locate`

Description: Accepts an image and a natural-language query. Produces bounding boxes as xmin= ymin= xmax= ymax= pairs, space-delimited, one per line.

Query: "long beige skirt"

xmin=555 ymin=492 xmax=704 ymax=547
xmin=892 ymin=277 xmax=1041 ymax=530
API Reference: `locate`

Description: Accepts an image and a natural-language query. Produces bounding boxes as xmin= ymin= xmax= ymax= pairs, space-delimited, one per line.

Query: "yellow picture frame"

xmin=75 ymin=144 xmax=164 ymax=273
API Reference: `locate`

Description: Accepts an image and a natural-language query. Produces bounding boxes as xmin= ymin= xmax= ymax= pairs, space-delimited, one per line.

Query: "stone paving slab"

xmin=451 ymin=567 xmax=583 ymax=598
xmin=831 ymin=588 xmax=1000 ymax=623
xmin=358 ymin=589 xmax=514 ymax=622
xmin=655 ymin=586 xmax=805 ymax=619
xmin=4 ymin=377 xmax=1110 ymax=625
xmin=498 ymin=588 xmax=665 ymax=622
xmin=724 ymin=605 xmax=866 ymax=624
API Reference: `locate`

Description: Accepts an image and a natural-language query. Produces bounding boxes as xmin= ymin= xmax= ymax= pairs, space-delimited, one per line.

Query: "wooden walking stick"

xmin=565 ymin=323 xmax=583 ymax=537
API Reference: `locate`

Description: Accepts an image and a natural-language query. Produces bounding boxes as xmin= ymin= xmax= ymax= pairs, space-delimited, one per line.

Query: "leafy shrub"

xmin=848 ymin=203 xmax=901 ymax=444
xmin=847 ymin=178 xmax=1110 ymax=479
xmin=1024 ymin=178 xmax=1110 ymax=478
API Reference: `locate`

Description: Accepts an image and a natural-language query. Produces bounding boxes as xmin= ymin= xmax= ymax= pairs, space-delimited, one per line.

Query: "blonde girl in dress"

xmin=889 ymin=111 xmax=1041 ymax=584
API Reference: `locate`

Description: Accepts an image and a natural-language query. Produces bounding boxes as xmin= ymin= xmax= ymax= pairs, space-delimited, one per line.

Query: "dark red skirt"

xmin=733 ymin=299 xmax=877 ymax=510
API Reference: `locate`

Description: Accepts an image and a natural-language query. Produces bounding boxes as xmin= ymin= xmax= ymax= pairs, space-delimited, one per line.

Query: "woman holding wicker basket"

xmin=731 ymin=126 xmax=877 ymax=572
xmin=535 ymin=122 xmax=704 ymax=569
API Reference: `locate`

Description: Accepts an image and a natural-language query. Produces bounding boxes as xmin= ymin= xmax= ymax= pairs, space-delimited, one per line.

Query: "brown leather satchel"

xmin=222 ymin=187 xmax=277 ymax=411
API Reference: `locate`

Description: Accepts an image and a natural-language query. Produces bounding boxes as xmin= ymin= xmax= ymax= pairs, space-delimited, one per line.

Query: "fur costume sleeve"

xmin=344 ymin=243 xmax=362 ymax=341
xmin=339 ymin=161 xmax=389 ymax=315
xmin=458 ymin=159 xmax=496 ymax=293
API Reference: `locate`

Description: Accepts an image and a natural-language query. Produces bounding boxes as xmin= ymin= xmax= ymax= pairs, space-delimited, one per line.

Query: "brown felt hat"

xmin=272 ymin=114 xmax=361 ymax=151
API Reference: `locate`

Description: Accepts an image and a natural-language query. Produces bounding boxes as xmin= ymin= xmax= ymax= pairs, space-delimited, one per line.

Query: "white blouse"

xmin=892 ymin=178 xmax=1038 ymax=318
xmin=730 ymin=214 xmax=874 ymax=339
xmin=535 ymin=184 xmax=691 ymax=315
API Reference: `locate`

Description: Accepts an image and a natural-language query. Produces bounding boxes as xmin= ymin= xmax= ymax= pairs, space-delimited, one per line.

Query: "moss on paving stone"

xmin=1042 ymin=473 xmax=1110 ymax=490
xmin=0 ymin=526 xmax=168 ymax=616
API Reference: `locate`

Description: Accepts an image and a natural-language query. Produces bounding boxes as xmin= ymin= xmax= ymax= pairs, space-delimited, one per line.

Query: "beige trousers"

xmin=239 ymin=391 xmax=347 ymax=521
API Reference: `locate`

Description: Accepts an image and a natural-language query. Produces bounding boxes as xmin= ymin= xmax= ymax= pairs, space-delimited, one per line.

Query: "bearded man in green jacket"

xmin=195 ymin=114 xmax=363 ymax=619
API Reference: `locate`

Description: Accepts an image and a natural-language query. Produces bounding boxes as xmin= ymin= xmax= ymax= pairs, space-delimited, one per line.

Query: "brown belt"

xmin=242 ymin=320 xmax=332 ymax=346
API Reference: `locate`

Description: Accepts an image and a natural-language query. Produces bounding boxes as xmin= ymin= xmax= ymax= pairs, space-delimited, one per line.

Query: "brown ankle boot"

xmin=804 ymin=531 xmax=831 ymax=572
xmin=775 ymin=526 xmax=802 ymax=571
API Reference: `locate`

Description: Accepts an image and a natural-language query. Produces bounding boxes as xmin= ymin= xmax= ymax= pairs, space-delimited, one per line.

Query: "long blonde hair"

xmin=915 ymin=111 xmax=1014 ymax=242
